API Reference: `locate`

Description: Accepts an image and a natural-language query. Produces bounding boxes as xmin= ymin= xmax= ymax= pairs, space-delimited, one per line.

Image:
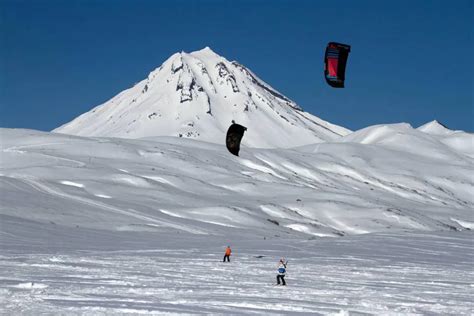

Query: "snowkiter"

xmin=223 ymin=246 xmax=232 ymax=262
xmin=276 ymin=259 xmax=287 ymax=285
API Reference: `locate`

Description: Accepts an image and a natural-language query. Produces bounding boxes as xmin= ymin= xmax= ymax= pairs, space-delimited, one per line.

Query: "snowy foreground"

xmin=1 ymin=126 xmax=473 ymax=314
xmin=1 ymin=226 xmax=473 ymax=315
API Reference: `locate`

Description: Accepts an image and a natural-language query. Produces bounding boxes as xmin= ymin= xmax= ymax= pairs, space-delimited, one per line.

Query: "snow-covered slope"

xmin=1 ymin=127 xmax=473 ymax=314
xmin=417 ymin=120 xmax=474 ymax=157
xmin=53 ymin=47 xmax=350 ymax=148
xmin=418 ymin=120 xmax=455 ymax=136
xmin=340 ymin=122 xmax=474 ymax=159
xmin=2 ymin=127 xmax=472 ymax=237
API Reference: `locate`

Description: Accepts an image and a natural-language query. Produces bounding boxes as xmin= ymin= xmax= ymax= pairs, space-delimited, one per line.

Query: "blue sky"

xmin=1 ymin=0 xmax=472 ymax=132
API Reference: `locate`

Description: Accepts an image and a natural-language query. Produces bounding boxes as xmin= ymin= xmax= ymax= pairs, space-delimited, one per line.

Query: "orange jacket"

xmin=225 ymin=247 xmax=231 ymax=256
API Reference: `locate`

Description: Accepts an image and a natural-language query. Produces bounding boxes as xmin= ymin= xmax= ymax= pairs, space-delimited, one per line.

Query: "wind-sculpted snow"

xmin=1 ymin=127 xmax=473 ymax=314
xmin=1 ymin=127 xmax=472 ymax=236
xmin=53 ymin=47 xmax=350 ymax=147
xmin=342 ymin=122 xmax=474 ymax=159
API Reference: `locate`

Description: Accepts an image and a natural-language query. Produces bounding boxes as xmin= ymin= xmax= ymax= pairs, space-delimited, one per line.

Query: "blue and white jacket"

xmin=277 ymin=262 xmax=287 ymax=275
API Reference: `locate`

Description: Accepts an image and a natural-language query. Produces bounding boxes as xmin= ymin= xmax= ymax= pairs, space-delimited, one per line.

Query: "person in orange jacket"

xmin=223 ymin=246 xmax=231 ymax=262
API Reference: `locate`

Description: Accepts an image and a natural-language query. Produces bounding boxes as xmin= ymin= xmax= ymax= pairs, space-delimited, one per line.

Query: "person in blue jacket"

xmin=276 ymin=258 xmax=287 ymax=286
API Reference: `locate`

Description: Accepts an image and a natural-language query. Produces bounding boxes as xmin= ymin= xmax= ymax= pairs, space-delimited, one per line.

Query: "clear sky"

xmin=1 ymin=0 xmax=472 ymax=132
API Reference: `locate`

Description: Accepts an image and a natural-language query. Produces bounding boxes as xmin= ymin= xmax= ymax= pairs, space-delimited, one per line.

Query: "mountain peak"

xmin=188 ymin=46 xmax=221 ymax=60
xmin=418 ymin=120 xmax=453 ymax=136
xmin=192 ymin=46 xmax=215 ymax=54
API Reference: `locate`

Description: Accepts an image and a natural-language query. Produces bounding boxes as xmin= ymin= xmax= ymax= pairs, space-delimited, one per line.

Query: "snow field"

xmin=0 ymin=126 xmax=473 ymax=314
xmin=1 ymin=232 xmax=472 ymax=315
xmin=1 ymin=128 xmax=472 ymax=236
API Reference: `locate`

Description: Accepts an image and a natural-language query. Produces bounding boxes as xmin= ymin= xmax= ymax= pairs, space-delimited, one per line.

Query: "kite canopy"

xmin=324 ymin=42 xmax=351 ymax=88
xmin=226 ymin=121 xmax=247 ymax=156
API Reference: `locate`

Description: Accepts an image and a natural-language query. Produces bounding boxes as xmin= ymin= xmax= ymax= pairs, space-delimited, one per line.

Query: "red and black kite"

xmin=324 ymin=42 xmax=351 ymax=88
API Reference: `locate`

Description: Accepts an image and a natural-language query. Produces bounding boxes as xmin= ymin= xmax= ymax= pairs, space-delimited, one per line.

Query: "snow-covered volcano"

xmin=53 ymin=47 xmax=350 ymax=147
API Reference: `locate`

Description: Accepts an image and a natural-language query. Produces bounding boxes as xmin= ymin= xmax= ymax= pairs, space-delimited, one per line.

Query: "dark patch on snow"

xmin=148 ymin=112 xmax=160 ymax=119
xmin=216 ymin=62 xmax=240 ymax=92
xmin=267 ymin=219 xmax=279 ymax=226
xmin=177 ymin=78 xmax=197 ymax=103
xmin=171 ymin=62 xmax=183 ymax=74
xmin=206 ymin=95 xmax=212 ymax=115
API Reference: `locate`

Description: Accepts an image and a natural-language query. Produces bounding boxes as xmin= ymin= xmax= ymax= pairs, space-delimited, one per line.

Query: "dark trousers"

xmin=277 ymin=275 xmax=286 ymax=285
xmin=223 ymin=255 xmax=230 ymax=262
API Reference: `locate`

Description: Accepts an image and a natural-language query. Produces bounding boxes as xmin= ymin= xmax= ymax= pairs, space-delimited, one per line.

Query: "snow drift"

xmin=2 ymin=123 xmax=472 ymax=238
